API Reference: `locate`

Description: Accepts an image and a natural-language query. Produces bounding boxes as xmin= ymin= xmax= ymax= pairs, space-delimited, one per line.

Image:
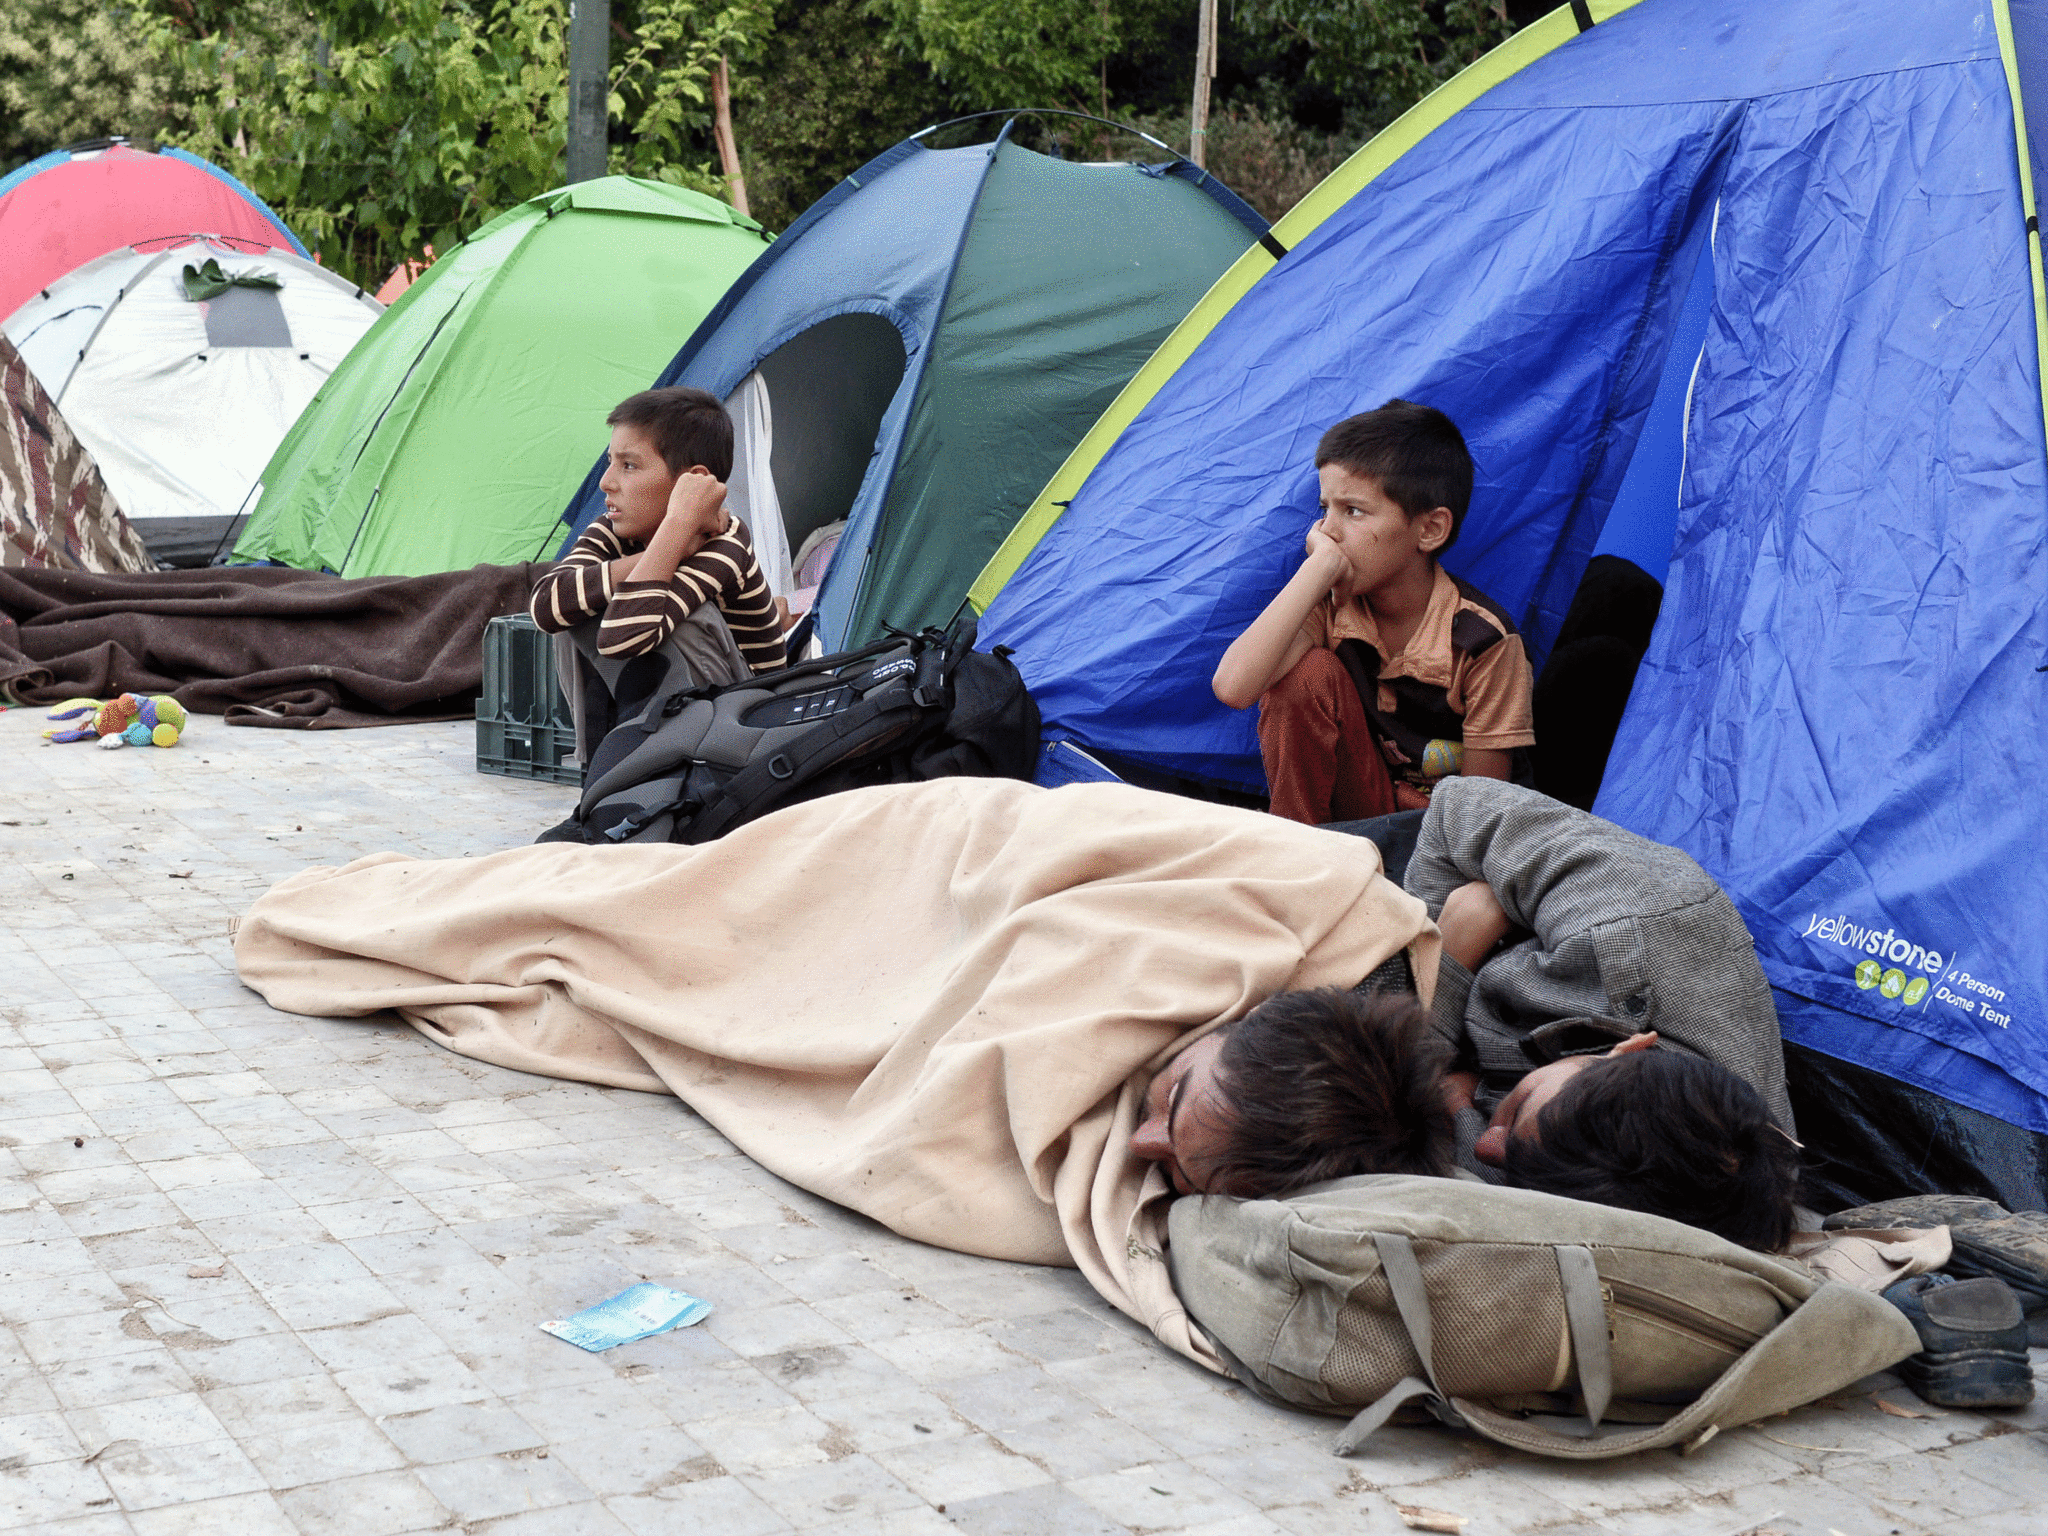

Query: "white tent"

xmin=2 ymin=237 xmax=381 ymax=566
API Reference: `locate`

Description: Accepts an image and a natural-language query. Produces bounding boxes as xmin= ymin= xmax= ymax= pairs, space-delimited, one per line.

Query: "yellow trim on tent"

xmin=967 ymin=0 xmax=1648 ymax=612
xmin=1992 ymin=0 xmax=2048 ymax=456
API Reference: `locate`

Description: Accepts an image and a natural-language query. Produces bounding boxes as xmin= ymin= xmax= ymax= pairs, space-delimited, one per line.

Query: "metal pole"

xmin=1189 ymin=0 xmax=1216 ymax=170
xmin=567 ymin=0 xmax=610 ymax=185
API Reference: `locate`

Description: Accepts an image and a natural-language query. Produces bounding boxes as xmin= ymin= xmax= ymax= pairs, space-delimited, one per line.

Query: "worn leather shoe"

xmin=1823 ymin=1194 xmax=2009 ymax=1230
xmin=1880 ymin=1273 xmax=2035 ymax=1410
xmin=1826 ymin=1198 xmax=2048 ymax=1313
xmin=1941 ymin=1212 xmax=2048 ymax=1314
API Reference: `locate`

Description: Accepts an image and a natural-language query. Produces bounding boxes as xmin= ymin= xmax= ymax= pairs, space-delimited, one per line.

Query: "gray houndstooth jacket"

xmin=1404 ymin=777 xmax=1795 ymax=1139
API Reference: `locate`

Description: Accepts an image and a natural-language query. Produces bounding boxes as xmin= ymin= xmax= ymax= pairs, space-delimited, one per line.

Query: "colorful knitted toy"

xmin=43 ymin=693 xmax=188 ymax=748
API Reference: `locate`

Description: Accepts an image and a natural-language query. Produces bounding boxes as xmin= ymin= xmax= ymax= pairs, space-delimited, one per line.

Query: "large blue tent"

xmin=554 ymin=119 xmax=1266 ymax=651
xmin=973 ymin=0 xmax=2048 ymax=1150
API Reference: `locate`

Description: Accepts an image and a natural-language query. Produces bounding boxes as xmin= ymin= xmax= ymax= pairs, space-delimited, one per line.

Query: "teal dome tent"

xmin=555 ymin=115 xmax=1269 ymax=650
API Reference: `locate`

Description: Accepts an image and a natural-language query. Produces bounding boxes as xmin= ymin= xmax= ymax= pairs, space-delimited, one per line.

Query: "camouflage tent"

xmin=1 ymin=336 xmax=152 ymax=574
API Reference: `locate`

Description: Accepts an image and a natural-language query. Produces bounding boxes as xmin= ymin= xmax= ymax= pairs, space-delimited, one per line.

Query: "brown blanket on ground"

xmin=233 ymin=778 xmax=1438 ymax=1366
xmin=0 ymin=562 xmax=540 ymax=727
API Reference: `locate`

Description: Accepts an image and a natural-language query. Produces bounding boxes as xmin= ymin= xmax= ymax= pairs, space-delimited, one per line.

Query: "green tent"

xmin=231 ymin=178 xmax=768 ymax=576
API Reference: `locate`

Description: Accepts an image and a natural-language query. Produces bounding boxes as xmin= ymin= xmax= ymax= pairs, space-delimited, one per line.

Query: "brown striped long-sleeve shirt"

xmin=529 ymin=516 xmax=787 ymax=674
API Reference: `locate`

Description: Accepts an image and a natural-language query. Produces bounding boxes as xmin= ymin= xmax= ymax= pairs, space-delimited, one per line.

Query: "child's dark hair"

xmin=1502 ymin=1050 xmax=1799 ymax=1252
xmin=1203 ymin=988 xmax=1454 ymax=1197
xmin=1315 ymin=399 xmax=1475 ymax=551
xmin=607 ymin=387 xmax=734 ymax=480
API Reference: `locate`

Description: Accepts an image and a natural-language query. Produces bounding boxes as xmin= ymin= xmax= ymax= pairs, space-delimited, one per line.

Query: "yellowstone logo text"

xmin=1798 ymin=913 xmax=2011 ymax=1027
xmin=1801 ymin=914 xmax=1942 ymax=973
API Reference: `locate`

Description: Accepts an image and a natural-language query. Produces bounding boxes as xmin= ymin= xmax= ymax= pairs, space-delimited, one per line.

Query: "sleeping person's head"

xmin=1128 ymin=988 xmax=1455 ymax=1197
xmin=1478 ymin=1035 xmax=1800 ymax=1252
xmin=1131 ymin=993 xmax=1799 ymax=1251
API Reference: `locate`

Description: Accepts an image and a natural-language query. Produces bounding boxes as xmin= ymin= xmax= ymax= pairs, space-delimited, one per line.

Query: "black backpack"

xmin=549 ymin=616 xmax=1040 ymax=845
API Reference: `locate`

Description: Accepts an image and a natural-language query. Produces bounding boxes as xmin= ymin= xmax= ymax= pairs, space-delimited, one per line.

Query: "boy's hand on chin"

xmin=1303 ymin=524 xmax=1353 ymax=595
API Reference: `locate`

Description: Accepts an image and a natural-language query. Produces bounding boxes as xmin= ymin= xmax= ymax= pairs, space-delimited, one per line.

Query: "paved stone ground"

xmin=1 ymin=706 xmax=2042 ymax=1536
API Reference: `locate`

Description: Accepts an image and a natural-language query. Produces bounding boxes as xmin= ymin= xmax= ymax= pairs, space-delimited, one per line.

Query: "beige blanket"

xmin=234 ymin=778 xmax=1437 ymax=1367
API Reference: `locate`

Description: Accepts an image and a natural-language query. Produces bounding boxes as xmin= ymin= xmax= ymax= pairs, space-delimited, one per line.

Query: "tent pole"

xmin=567 ymin=0 xmax=610 ymax=185
xmin=1189 ymin=0 xmax=1217 ymax=169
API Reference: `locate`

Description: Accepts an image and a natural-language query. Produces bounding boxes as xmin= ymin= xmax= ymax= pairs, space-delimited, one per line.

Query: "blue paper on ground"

xmin=540 ymin=1283 xmax=712 ymax=1352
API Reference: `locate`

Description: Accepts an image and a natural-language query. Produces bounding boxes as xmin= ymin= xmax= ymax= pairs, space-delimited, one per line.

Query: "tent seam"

xmin=830 ymin=125 xmax=1011 ymax=647
xmin=1992 ymin=0 xmax=2048 ymax=470
xmin=46 ymin=246 xmax=176 ymax=408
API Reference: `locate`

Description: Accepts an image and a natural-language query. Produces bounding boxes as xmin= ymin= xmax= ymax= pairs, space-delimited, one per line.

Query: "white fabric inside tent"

xmin=2 ymin=239 xmax=381 ymax=542
xmin=722 ymin=368 xmax=792 ymax=598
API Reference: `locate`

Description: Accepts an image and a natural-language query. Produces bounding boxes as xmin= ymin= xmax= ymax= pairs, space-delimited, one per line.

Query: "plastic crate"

xmin=476 ymin=613 xmax=581 ymax=785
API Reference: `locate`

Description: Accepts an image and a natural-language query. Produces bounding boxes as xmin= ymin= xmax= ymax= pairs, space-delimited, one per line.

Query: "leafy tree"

xmin=1 ymin=0 xmax=182 ymax=172
xmin=868 ymin=0 xmax=1124 ymax=113
xmin=738 ymin=0 xmax=953 ymax=231
xmin=1235 ymin=0 xmax=1515 ymax=135
xmin=613 ymin=0 xmax=774 ymax=183
xmin=163 ymin=0 xmax=770 ymax=286
xmin=0 ymin=1 xmax=326 ymax=175
xmin=165 ymin=0 xmax=569 ymax=283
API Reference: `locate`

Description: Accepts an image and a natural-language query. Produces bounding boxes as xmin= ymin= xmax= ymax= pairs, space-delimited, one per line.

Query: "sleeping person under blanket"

xmin=232 ymin=775 xmax=1797 ymax=1372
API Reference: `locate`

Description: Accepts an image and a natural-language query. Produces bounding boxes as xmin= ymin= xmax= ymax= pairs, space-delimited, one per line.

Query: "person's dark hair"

xmin=607 ymin=386 xmax=734 ymax=479
xmin=1205 ymin=988 xmax=1454 ymax=1197
xmin=1502 ymin=1051 xmax=1799 ymax=1252
xmin=1315 ymin=399 xmax=1475 ymax=550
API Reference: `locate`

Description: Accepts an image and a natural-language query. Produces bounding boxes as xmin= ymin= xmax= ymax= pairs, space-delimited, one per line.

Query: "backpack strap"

xmin=1334 ymin=1234 xmax=1615 ymax=1456
xmin=1554 ymin=1244 xmax=1613 ymax=1428
xmin=682 ymin=672 xmax=929 ymax=843
xmin=1332 ymin=1233 xmax=1470 ymax=1452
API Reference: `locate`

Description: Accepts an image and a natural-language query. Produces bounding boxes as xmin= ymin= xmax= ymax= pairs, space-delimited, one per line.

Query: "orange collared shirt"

xmin=1298 ymin=565 xmax=1535 ymax=794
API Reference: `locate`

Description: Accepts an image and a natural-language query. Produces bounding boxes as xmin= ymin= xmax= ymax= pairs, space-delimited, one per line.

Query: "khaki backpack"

xmin=1167 ymin=1175 xmax=1920 ymax=1460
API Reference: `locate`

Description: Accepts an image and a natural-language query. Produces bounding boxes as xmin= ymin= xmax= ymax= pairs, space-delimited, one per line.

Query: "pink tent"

xmin=0 ymin=140 xmax=307 ymax=323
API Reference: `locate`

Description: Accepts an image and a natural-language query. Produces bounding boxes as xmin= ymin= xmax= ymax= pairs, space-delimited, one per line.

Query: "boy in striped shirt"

xmin=531 ymin=387 xmax=786 ymax=677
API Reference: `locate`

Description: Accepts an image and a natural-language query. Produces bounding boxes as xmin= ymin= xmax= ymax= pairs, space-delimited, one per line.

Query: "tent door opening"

xmin=752 ymin=312 xmax=906 ymax=573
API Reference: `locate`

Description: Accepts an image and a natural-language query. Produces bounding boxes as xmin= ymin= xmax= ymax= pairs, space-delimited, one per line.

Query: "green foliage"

xmin=162 ymin=0 xmax=770 ymax=287
xmin=1237 ymin=0 xmax=1514 ymax=135
xmin=610 ymin=0 xmax=774 ymax=185
xmin=739 ymin=0 xmax=951 ymax=231
xmin=165 ymin=0 xmax=568 ymax=284
xmin=868 ymin=0 xmax=1121 ymax=112
xmin=0 ymin=0 xmax=186 ymax=172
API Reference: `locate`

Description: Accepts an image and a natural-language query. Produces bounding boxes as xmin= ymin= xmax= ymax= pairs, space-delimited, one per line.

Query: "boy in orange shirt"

xmin=1213 ymin=399 xmax=1533 ymax=823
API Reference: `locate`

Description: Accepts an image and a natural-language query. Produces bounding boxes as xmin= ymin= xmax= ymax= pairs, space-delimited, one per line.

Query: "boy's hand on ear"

xmin=664 ymin=468 xmax=726 ymax=533
xmin=642 ymin=468 xmax=729 ymax=565
xmin=623 ymin=467 xmax=730 ymax=591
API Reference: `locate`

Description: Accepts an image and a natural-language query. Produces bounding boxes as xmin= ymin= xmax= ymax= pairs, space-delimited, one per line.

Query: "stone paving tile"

xmin=1 ymin=710 xmax=2043 ymax=1534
